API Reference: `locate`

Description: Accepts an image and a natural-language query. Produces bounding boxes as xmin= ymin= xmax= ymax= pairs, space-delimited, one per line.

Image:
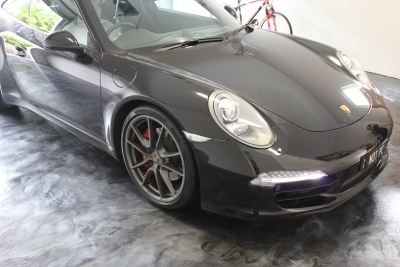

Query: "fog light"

xmin=250 ymin=170 xmax=327 ymax=188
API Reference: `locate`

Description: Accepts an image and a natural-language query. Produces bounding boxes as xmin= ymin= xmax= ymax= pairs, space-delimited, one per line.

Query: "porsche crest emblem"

xmin=153 ymin=154 xmax=160 ymax=162
xmin=340 ymin=105 xmax=351 ymax=114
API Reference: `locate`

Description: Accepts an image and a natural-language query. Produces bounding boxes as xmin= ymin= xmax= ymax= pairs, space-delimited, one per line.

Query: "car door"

xmin=1 ymin=0 xmax=105 ymax=140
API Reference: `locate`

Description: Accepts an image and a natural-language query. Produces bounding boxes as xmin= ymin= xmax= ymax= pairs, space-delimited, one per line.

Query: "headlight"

xmin=337 ymin=51 xmax=381 ymax=95
xmin=208 ymin=91 xmax=274 ymax=148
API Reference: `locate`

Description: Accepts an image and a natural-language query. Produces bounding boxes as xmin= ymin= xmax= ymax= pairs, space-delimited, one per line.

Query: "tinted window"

xmin=155 ymin=0 xmax=216 ymax=18
xmin=3 ymin=0 xmax=61 ymax=33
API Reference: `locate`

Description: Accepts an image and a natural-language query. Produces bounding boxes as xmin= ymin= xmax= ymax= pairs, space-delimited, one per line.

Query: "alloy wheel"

xmin=123 ymin=114 xmax=186 ymax=204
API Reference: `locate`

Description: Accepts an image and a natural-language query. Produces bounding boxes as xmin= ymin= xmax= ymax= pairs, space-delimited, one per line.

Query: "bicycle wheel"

xmin=260 ymin=12 xmax=293 ymax=35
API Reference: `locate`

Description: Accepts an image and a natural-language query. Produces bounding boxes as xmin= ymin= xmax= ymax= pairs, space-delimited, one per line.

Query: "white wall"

xmin=218 ymin=0 xmax=400 ymax=79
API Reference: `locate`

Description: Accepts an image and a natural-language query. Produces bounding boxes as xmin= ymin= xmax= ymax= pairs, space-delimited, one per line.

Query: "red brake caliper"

xmin=142 ymin=128 xmax=152 ymax=170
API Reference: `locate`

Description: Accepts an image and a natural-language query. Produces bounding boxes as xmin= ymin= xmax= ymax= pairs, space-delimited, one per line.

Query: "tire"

xmin=121 ymin=105 xmax=199 ymax=210
xmin=259 ymin=12 xmax=293 ymax=35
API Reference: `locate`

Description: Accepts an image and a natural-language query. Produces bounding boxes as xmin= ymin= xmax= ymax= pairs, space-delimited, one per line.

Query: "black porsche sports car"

xmin=0 ymin=0 xmax=392 ymax=220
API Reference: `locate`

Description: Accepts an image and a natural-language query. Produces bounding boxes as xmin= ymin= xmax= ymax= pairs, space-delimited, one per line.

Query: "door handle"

xmin=15 ymin=46 xmax=26 ymax=57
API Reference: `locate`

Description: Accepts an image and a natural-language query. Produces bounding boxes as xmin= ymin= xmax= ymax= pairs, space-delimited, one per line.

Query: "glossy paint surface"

xmin=0 ymin=74 xmax=399 ymax=266
xmin=0 ymin=0 xmax=394 ymax=219
xmin=132 ymin=30 xmax=368 ymax=132
xmin=10 ymin=46 xmax=104 ymax=137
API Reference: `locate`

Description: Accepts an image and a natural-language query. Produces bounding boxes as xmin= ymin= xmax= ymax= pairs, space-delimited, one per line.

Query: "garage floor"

xmin=0 ymin=73 xmax=399 ymax=266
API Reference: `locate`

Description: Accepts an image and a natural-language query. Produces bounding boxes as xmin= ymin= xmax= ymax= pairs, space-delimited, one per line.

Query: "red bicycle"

xmin=223 ymin=0 xmax=293 ymax=35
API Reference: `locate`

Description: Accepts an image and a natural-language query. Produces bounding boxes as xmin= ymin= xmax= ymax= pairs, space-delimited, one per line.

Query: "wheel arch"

xmin=110 ymin=95 xmax=187 ymax=161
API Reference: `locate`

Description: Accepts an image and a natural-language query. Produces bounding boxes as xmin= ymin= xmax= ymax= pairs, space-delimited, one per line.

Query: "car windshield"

xmin=94 ymin=0 xmax=241 ymax=50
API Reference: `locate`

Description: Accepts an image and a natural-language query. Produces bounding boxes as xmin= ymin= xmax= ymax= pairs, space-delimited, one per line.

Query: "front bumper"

xmin=195 ymin=139 xmax=389 ymax=221
xmin=191 ymin=106 xmax=393 ymax=220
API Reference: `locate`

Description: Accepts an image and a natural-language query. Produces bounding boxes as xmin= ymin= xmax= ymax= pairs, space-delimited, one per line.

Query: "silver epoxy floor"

xmin=0 ymin=73 xmax=399 ymax=266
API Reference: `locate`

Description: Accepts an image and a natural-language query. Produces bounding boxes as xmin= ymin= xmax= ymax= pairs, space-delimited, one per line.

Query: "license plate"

xmin=360 ymin=141 xmax=387 ymax=170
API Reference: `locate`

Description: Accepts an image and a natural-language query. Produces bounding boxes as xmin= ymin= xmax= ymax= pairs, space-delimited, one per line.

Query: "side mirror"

xmin=223 ymin=4 xmax=238 ymax=20
xmin=44 ymin=31 xmax=92 ymax=64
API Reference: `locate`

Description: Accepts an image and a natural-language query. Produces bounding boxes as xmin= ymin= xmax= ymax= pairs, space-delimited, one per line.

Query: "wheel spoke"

xmin=147 ymin=117 xmax=156 ymax=149
xmin=141 ymin=168 xmax=153 ymax=186
xmin=160 ymin=150 xmax=181 ymax=158
xmin=154 ymin=167 xmax=165 ymax=198
xmin=163 ymin=163 xmax=183 ymax=176
xmin=160 ymin=168 xmax=176 ymax=196
xmin=126 ymin=140 xmax=147 ymax=154
xmin=131 ymin=125 xmax=148 ymax=147
xmin=131 ymin=158 xmax=149 ymax=169
xmin=156 ymin=126 xmax=166 ymax=151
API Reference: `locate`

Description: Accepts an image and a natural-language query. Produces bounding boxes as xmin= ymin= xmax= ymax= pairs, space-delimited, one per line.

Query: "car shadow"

xmin=159 ymin=187 xmax=377 ymax=264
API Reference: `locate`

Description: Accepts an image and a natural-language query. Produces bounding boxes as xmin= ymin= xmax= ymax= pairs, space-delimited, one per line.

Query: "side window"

xmin=3 ymin=0 xmax=94 ymax=48
xmin=3 ymin=0 xmax=61 ymax=33
xmin=2 ymin=0 xmax=31 ymax=24
xmin=28 ymin=0 xmax=61 ymax=32
xmin=60 ymin=0 xmax=94 ymax=48
xmin=155 ymin=0 xmax=216 ymax=18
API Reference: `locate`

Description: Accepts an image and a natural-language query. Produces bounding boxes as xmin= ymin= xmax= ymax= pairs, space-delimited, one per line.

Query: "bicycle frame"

xmin=235 ymin=0 xmax=277 ymax=31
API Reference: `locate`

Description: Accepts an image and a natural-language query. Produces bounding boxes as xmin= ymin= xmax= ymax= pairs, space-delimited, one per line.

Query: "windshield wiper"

xmin=225 ymin=25 xmax=254 ymax=40
xmin=155 ymin=37 xmax=224 ymax=52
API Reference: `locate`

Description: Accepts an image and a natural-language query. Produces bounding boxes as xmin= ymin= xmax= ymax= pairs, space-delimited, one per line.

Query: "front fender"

xmin=285 ymin=34 xmax=351 ymax=75
xmin=101 ymin=53 xmax=231 ymax=158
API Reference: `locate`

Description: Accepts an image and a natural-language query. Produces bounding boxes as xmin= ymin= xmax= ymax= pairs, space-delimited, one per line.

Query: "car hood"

xmin=133 ymin=30 xmax=371 ymax=132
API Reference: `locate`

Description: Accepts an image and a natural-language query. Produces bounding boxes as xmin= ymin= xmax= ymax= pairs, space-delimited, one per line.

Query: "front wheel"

xmin=259 ymin=12 xmax=293 ymax=35
xmin=121 ymin=105 xmax=198 ymax=210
